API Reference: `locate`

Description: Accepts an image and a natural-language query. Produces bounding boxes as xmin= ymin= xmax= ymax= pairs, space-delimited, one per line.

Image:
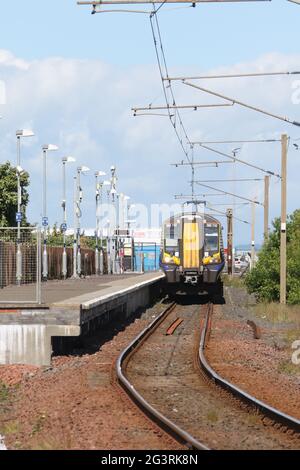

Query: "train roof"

xmin=163 ymin=212 xmax=221 ymax=226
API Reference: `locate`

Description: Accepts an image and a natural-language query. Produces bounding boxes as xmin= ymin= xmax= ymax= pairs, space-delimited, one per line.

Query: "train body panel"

xmin=160 ymin=212 xmax=224 ymax=294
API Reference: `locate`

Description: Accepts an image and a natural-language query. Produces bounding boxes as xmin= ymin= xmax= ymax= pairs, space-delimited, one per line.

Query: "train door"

xmin=182 ymin=216 xmax=203 ymax=269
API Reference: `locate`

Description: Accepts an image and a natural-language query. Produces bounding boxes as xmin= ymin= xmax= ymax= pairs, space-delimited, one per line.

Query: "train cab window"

xmin=205 ymin=225 xmax=219 ymax=253
xmin=163 ymin=220 xmax=181 ymax=256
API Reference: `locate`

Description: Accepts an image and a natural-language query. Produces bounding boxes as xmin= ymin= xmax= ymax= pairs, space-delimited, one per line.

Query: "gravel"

xmin=206 ymin=286 xmax=300 ymax=420
xmin=0 ymin=302 xmax=179 ymax=450
xmin=126 ymin=301 xmax=300 ymax=450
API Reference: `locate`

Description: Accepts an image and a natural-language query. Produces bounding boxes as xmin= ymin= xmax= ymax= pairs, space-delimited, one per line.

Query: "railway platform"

xmin=0 ymin=272 xmax=165 ymax=366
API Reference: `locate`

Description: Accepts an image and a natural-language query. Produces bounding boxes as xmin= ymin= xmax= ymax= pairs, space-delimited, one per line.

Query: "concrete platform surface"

xmin=0 ymin=274 xmax=142 ymax=307
xmin=0 ymin=272 xmax=165 ymax=366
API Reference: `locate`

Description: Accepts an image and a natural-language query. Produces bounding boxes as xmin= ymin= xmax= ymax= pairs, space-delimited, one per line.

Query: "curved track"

xmin=116 ymin=300 xmax=300 ymax=450
xmin=199 ymin=303 xmax=300 ymax=433
xmin=116 ymin=302 xmax=208 ymax=450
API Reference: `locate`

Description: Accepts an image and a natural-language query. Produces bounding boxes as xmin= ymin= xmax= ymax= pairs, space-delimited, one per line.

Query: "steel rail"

xmin=116 ymin=301 xmax=209 ymax=450
xmin=199 ymin=304 xmax=300 ymax=433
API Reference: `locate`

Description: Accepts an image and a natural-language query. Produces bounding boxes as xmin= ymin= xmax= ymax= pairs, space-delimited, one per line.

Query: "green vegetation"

xmin=0 ymin=382 xmax=9 ymax=403
xmin=245 ymin=209 xmax=300 ymax=304
xmin=46 ymin=223 xmax=106 ymax=250
xmin=1 ymin=421 xmax=20 ymax=436
xmin=30 ymin=413 xmax=47 ymax=436
xmin=278 ymin=360 xmax=300 ymax=377
xmin=0 ymin=162 xmax=30 ymax=227
xmin=222 ymin=274 xmax=244 ymax=288
xmin=206 ymin=410 xmax=219 ymax=423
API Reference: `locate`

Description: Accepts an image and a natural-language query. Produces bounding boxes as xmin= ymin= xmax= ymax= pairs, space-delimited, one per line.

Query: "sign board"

xmin=42 ymin=217 xmax=49 ymax=227
xmin=61 ymin=223 xmax=67 ymax=232
xmin=16 ymin=212 xmax=22 ymax=223
xmin=115 ymin=229 xmax=130 ymax=237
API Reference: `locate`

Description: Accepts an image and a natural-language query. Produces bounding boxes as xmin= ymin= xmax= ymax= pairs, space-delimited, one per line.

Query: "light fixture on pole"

xmin=231 ymin=147 xmax=240 ymax=273
xmin=95 ymin=171 xmax=106 ymax=275
xmin=73 ymin=165 xmax=90 ymax=278
xmin=42 ymin=144 xmax=59 ymax=280
xmin=15 ymin=130 xmax=35 ymax=285
xmin=61 ymin=156 xmax=76 ymax=279
xmin=110 ymin=165 xmax=117 ymax=274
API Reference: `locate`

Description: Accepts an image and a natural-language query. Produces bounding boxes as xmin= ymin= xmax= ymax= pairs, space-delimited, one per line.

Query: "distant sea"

xmin=236 ymin=244 xmax=262 ymax=252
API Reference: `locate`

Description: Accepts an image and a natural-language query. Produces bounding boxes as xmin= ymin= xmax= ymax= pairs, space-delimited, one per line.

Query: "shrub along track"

xmin=120 ymin=300 xmax=300 ymax=450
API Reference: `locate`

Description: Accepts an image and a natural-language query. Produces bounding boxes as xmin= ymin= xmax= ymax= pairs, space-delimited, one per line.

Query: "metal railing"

xmin=0 ymin=227 xmax=41 ymax=304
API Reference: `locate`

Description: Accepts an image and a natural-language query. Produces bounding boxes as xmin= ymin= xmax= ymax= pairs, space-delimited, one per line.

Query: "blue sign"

xmin=61 ymin=223 xmax=67 ymax=232
xmin=16 ymin=212 xmax=22 ymax=223
xmin=42 ymin=217 xmax=49 ymax=227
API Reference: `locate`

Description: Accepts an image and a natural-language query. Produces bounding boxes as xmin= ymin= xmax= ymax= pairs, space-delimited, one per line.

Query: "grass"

xmin=31 ymin=433 xmax=72 ymax=450
xmin=222 ymin=274 xmax=245 ymax=289
xmin=206 ymin=410 xmax=219 ymax=423
xmin=31 ymin=413 xmax=47 ymax=436
xmin=246 ymin=412 xmax=262 ymax=427
xmin=253 ymin=303 xmax=300 ymax=326
xmin=1 ymin=420 xmax=20 ymax=436
xmin=278 ymin=359 xmax=300 ymax=377
xmin=0 ymin=382 xmax=9 ymax=403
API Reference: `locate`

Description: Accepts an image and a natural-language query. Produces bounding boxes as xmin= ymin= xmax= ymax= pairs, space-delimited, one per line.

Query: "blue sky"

xmin=0 ymin=0 xmax=300 ymax=244
xmin=1 ymin=1 xmax=299 ymax=66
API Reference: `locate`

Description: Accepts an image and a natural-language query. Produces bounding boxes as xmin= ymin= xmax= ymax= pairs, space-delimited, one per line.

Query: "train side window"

xmin=205 ymin=225 xmax=219 ymax=253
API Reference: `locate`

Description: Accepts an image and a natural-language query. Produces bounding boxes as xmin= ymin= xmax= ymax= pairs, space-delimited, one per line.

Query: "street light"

xmin=231 ymin=147 xmax=240 ymax=276
xmin=95 ymin=171 xmax=106 ymax=275
xmin=73 ymin=165 xmax=90 ymax=278
xmin=15 ymin=129 xmax=34 ymax=285
xmin=61 ymin=156 xmax=76 ymax=279
xmin=42 ymin=144 xmax=59 ymax=280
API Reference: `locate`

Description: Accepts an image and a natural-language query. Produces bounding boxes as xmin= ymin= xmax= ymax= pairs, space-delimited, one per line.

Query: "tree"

xmin=0 ymin=161 xmax=30 ymax=227
xmin=245 ymin=209 xmax=300 ymax=304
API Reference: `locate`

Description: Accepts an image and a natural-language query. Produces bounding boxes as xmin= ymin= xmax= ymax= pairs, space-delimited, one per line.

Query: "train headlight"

xmin=163 ymin=255 xmax=172 ymax=263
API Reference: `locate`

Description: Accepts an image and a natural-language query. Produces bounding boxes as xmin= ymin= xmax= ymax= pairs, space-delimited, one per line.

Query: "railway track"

xmin=116 ymin=302 xmax=208 ymax=450
xmin=200 ymin=303 xmax=300 ymax=434
xmin=116 ymin=300 xmax=300 ymax=450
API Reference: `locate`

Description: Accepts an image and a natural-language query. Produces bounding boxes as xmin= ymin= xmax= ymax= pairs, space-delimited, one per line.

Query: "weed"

xmin=206 ymin=410 xmax=218 ymax=423
xmin=278 ymin=360 xmax=300 ymax=376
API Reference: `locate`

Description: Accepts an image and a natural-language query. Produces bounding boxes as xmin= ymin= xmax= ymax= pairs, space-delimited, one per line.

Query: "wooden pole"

xmin=226 ymin=209 xmax=233 ymax=276
xmin=251 ymin=201 xmax=256 ymax=270
xmin=280 ymin=134 xmax=288 ymax=304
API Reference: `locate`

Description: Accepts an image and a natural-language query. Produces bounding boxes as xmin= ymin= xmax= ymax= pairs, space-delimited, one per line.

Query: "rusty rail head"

xmin=166 ymin=318 xmax=183 ymax=336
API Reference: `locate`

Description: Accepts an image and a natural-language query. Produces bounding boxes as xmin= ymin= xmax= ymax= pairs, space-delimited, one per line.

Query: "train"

xmin=160 ymin=212 xmax=225 ymax=296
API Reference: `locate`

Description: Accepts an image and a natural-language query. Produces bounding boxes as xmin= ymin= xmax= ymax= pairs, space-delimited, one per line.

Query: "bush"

xmin=245 ymin=209 xmax=300 ymax=304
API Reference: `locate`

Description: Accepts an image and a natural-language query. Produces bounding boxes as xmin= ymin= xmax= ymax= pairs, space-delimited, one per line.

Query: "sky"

xmin=0 ymin=0 xmax=300 ymax=244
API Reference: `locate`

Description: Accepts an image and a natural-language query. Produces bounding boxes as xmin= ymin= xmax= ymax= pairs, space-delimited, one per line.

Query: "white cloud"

xmin=0 ymin=48 xmax=299 ymax=244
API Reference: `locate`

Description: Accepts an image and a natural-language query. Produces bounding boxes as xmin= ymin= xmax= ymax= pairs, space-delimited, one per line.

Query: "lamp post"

xmin=15 ymin=130 xmax=34 ymax=285
xmin=42 ymin=144 xmax=58 ymax=280
xmin=61 ymin=156 xmax=76 ymax=279
xmin=110 ymin=166 xmax=117 ymax=274
xmin=231 ymin=147 xmax=240 ymax=274
xmin=100 ymin=181 xmax=111 ymax=275
xmin=73 ymin=166 xmax=90 ymax=278
xmin=106 ymin=184 xmax=112 ymax=275
xmin=95 ymin=171 xmax=106 ymax=275
xmin=110 ymin=188 xmax=117 ymax=274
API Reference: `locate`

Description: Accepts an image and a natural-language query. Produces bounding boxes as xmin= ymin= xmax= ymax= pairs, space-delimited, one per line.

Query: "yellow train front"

xmin=160 ymin=213 xmax=225 ymax=295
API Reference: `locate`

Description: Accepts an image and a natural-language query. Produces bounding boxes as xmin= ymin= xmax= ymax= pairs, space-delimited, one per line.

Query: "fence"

xmin=0 ymin=227 xmax=41 ymax=303
xmin=47 ymin=246 xmax=104 ymax=280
